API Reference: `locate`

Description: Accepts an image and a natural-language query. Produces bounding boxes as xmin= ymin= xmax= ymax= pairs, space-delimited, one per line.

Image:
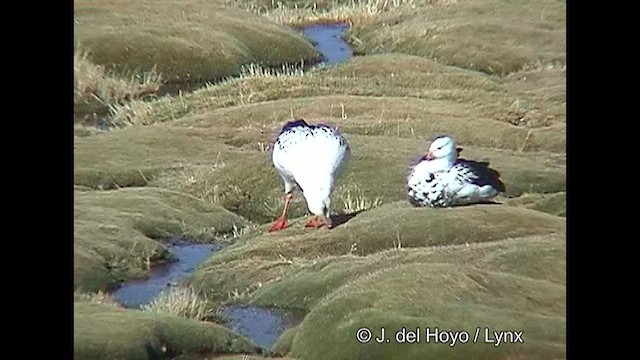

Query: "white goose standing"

xmin=268 ymin=119 xmax=351 ymax=232
xmin=406 ymin=135 xmax=506 ymax=207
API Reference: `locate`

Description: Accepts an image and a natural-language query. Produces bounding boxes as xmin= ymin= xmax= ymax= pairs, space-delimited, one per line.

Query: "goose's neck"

xmin=428 ymin=157 xmax=456 ymax=172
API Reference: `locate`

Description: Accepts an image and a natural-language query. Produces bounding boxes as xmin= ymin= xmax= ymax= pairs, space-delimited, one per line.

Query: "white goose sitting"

xmin=268 ymin=119 xmax=351 ymax=232
xmin=406 ymin=135 xmax=506 ymax=207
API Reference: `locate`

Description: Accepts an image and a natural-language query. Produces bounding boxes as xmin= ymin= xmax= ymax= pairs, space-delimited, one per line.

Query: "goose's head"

xmin=424 ymin=135 xmax=458 ymax=163
xmin=299 ymin=174 xmax=334 ymax=228
xmin=305 ymin=190 xmax=332 ymax=226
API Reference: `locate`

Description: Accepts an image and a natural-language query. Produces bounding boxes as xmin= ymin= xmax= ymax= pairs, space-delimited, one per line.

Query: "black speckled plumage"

xmin=273 ymin=119 xmax=348 ymax=152
xmin=406 ymin=154 xmax=505 ymax=208
xmin=451 ymin=159 xmax=506 ymax=193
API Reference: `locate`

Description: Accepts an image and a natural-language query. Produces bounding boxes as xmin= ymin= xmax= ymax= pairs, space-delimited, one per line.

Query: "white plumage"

xmin=406 ymin=135 xmax=506 ymax=207
xmin=268 ymin=119 xmax=351 ymax=231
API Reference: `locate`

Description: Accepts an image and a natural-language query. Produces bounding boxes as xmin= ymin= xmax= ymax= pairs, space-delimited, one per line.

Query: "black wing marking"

xmin=272 ymin=118 xmax=348 ymax=157
xmin=407 ymin=192 xmax=423 ymax=207
xmin=273 ymin=119 xmax=313 ymax=152
xmin=454 ymin=158 xmax=506 ymax=192
xmin=405 ymin=156 xmax=426 ymax=196
xmin=279 ymin=119 xmax=310 ymax=134
xmin=278 ymin=119 xmax=343 ymax=139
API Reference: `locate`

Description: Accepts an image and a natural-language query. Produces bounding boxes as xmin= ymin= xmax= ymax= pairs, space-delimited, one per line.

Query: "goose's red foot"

xmin=268 ymin=216 xmax=289 ymax=232
xmin=305 ymin=216 xmax=332 ymax=229
xmin=268 ymin=193 xmax=293 ymax=233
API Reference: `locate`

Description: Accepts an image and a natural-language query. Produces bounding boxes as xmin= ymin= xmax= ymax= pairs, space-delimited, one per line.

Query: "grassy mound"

xmin=171 ymin=356 xmax=285 ymax=360
xmin=73 ymin=125 xmax=234 ymax=189
xmin=247 ymin=233 xmax=566 ymax=310
xmin=187 ymin=202 xmax=565 ymax=304
xmin=74 ymin=0 xmax=321 ymax=83
xmin=506 ymin=192 xmax=566 ymax=217
xmin=74 ymin=187 xmax=248 ymax=292
xmin=350 ymin=0 xmax=566 ymax=75
xmin=273 ymin=326 xmax=301 ymax=356
xmin=242 ymin=202 xmax=564 ymax=258
xmin=186 ymin=215 xmax=565 ymax=358
xmin=74 ymin=46 xmax=164 ymax=118
xmin=290 ymin=261 xmax=564 ymax=359
xmin=74 ymin=121 xmax=565 ymax=223
xmin=74 ymin=299 xmax=261 ymax=360
xmin=74 ymin=1 xmax=565 ymax=358
xmin=110 ymin=54 xmax=566 ymax=134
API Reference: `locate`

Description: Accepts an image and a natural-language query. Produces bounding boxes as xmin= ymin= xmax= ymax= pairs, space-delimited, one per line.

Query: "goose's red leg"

xmin=268 ymin=193 xmax=293 ymax=232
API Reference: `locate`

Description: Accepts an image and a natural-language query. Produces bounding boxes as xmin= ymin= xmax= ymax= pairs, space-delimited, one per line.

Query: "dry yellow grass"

xmin=222 ymin=0 xmax=420 ymax=26
xmin=74 ymin=0 xmax=565 ymax=358
xmin=74 ymin=0 xmax=321 ymax=83
xmin=142 ymin=286 xmax=215 ymax=321
xmin=74 ymin=187 xmax=249 ymax=292
xmin=74 ymin=299 xmax=261 ymax=359
xmin=74 ymin=47 xmax=163 ymax=116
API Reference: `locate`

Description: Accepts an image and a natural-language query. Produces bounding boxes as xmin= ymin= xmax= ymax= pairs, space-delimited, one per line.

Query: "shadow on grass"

xmin=475 ymin=200 xmax=503 ymax=205
xmin=330 ymin=211 xmax=362 ymax=229
xmin=444 ymin=200 xmax=505 ymax=208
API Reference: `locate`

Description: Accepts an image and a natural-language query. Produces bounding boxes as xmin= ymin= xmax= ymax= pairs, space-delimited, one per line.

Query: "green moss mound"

xmin=187 ymin=221 xmax=565 ymax=359
xmin=74 ymin=300 xmax=261 ymax=360
xmin=506 ymin=192 xmax=566 ymax=217
xmin=215 ymin=202 xmax=565 ymax=260
xmin=351 ymin=0 xmax=565 ymax=75
xmin=74 ymin=187 xmax=248 ymax=291
xmin=247 ymin=234 xmax=566 ymax=311
xmin=75 ymin=120 xmax=565 ymax=224
xmin=273 ymin=326 xmax=301 ymax=355
xmin=290 ymin=262 xmax=564 ymax=359
xmin=74 ymin=0 xmax=321 ymax=82
xmin=188 ymin=203 xmax=565 ymax=306
xmin=74 ymin=2 xmax=565 ymax=359
xmin=118 ymin=53 xmax=566 ymax=135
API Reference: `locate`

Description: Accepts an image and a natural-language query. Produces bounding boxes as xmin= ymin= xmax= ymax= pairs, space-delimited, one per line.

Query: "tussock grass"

xmin=107 ymin=62 xmax=309 ymax=127
xmin=241 ymin=233 xmax=566 ymax=311
xmin=189 ymin=230 xmax=565 ymax=358
xmin=74 ymin=290 xmax=120 ymax=307
xmin=225 ymin=0 xmax=420 ymax=26
xmin=76 ymin=0 xmax=565 ymax=130
xmin=74 ymin=123 xmax=107 ymax=137
xmin=187 ymin=203 xmax=566 ymax=304
xmin=273 ymin=325 xmax=300 ymax=356
xmin=141 ymin=286 xmax=215 ymax=321
xmin=74 ymin=187 xmax=248 ymax=292
xmin=75 ymin=123 xmax=565 ymax=225
xmin=74 ymin=0 xmax=321 ymax=84
xmin=108 ymin=54 xmax=565 ymax=134
xmin=293 ymin=261 xmax=564 ymax=359
xmin=227 ymin=0 xmax=564 ymax=76
xmin=348 ymin=0 xmax=566 ymax=75
xmin=74 ymin=1 xmax=565 ymax=358
xmin=194 ymin=202 xmax=565 ymax=266
xmin=73 ymin=124 xmax=234 ymax=190
xmin=74 ymin=47 xmax=163 ymax=118
xmin=333 ymin=183 xmax=383 ymax=214
xmin=74 ymin=300 xmax=261 ymax=359
xmin=506 ymin=191 xmax=566 ymax=217
xmin=238 ymin=62 xmax=309 ymax=79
